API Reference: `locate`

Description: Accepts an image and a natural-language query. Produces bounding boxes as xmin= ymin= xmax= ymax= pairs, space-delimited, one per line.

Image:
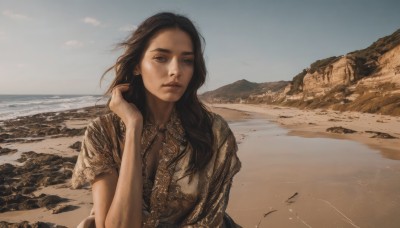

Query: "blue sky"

xmin=1 ymin=0 xmax=399 ymax=95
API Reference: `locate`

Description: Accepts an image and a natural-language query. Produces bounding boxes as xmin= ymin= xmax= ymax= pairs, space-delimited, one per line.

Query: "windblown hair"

xmin=103 ymin=12 xmax=214 ymax=174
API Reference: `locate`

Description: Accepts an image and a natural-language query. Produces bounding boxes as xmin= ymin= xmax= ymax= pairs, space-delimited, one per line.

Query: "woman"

xmin=71 ymin=12 xmax=241 ymax=228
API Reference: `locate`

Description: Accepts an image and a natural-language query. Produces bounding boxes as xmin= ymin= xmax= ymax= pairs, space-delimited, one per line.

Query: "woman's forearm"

xmin=105 ymin=127 xmax=143 ymax=228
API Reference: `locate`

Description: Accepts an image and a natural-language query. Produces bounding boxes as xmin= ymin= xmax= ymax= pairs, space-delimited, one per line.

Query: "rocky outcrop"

xmin=302 ymin=56 xmax=359 ymax=95
xmin=311 ymin=41 xmax=400 ymax=95
xmin=0 ymin=152 xmax=77 ymax=212
xmin=0 ymin=147 xmax=17 ymax=156
xmin=357 ymin=44 xmax=400 ymax=87
xmin=275 ymin=29 xmax=400 ymax=115
xmin=201 ymin=29 xmax=400 ymax=115
xmin=0 ymin=221 xmax=67 ymax=228
xmin=69 ymin=141 xmax=82 ymax=152
xmin=0 ymin=105 xmax=109 ymax=143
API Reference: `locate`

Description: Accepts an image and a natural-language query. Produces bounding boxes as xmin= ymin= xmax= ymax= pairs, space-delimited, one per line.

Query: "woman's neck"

xmin=145 ymin=95 xmax=175 ymax=126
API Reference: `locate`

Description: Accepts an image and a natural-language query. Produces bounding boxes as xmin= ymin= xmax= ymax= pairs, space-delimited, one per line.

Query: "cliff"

xmin=202 ymin=29 xmax=400 ymax=115
xmin=280 ymin=29 xmax=400 ymax=115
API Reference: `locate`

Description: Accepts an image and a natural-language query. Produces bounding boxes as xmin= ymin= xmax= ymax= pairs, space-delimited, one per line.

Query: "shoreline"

xmin=209 ymin=103 xmax=400 ymax=160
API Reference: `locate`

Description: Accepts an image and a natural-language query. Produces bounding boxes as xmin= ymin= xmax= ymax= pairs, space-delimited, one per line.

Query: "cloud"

xmin=119 ymin=24 xmax=137 ymax=32
xmin=64 ymin=40 xmax=84 ymax=48
xmin=82 ymin=17 xmax=101 ymax=26
xmin=2 ymin=10 xmax=30 ymax=20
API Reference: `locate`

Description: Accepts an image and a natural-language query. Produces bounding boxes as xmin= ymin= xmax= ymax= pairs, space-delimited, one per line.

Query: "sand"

xmin=212 ymin=104 xmax=400 ymax=228
xmin=210 ymin=103 xmax=400 ymax=158
xmin=1 ymin=104 xmax=399 ymax=227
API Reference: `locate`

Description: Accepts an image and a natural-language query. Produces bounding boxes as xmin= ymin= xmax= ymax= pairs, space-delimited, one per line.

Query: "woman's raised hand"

xmin=109 ymin=83 xmax=143 ymax=130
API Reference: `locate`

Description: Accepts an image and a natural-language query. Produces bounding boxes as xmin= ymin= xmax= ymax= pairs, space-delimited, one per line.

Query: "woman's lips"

xmin=163 ymin=82 xmax=182 ymax=87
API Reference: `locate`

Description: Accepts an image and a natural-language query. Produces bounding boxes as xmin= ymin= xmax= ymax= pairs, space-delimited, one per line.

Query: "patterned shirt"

xmin=71 ymin=110 xmax=241 ymax=227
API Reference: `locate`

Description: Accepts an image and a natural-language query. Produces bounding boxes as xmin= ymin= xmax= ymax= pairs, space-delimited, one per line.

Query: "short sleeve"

xmin=71 ymin=117 xmax=119 ymax=189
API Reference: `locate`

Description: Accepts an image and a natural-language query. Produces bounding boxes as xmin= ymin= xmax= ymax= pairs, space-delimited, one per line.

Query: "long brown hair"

xmin=103 ymin=12 xmax=214 ymax=174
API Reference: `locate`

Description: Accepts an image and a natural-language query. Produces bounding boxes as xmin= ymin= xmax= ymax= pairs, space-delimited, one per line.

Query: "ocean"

xmin=0 ymin=95 xmax=108 ymax=120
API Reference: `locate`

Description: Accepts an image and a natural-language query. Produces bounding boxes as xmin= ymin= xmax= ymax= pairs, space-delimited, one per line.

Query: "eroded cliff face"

xmin=298 ymin=43 xmax=400 ymax=96
xmin=302 ymin=57 xmax=358 ymax=96
xmin=278 ymin=42 xmax=400 ymax=115
xmin=202 ymin=29 xmax=400 ymax=115
xmin=357 ymin=44 xmax=400 ymax=88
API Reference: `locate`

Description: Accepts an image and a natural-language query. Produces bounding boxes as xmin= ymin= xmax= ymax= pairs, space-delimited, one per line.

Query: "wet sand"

xmin=1 ymin=104 xmax=400 ymax=227
xmin=210 ymin=103 xmax=400 ymax=159
xmin=211 ymin=103 xmax=400 ymax=227
xmin=226 ymin=117 xmax=400 ymax=228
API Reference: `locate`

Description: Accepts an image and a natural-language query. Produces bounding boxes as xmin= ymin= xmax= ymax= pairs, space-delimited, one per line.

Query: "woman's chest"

xmin=142 ymin=138 xmax=203 ymax=222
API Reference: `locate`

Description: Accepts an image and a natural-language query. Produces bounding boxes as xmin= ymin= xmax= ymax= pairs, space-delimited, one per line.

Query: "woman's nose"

xmin=168 ymin=58 xmax=181 ymax=78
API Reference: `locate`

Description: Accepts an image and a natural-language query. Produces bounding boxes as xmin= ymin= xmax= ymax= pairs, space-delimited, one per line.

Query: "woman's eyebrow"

xmin=150 ymin=48 xmax=194 ymax=55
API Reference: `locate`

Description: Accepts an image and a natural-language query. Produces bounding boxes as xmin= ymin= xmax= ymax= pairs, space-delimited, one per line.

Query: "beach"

xmin=1 ymin=104 xmax=400 ymax=227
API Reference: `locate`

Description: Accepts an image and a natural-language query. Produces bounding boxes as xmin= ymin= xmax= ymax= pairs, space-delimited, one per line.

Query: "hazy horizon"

xmin=1 ymin=0 xmax=400 ymax=95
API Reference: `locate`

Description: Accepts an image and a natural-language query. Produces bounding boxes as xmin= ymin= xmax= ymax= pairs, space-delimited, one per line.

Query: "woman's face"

xmin=138 ymin=28 xmax=194 ymax=104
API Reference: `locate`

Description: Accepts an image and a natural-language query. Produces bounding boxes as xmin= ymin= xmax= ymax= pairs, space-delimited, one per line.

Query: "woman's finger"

xmin=111 ymin=84 xmax=129 ymax=97
xmin=113 ymin=83 xmax=130 ymax=92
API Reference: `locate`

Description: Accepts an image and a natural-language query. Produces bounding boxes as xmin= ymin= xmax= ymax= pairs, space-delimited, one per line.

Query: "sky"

xmin=0 ymin=0 xmax=400 ymax=95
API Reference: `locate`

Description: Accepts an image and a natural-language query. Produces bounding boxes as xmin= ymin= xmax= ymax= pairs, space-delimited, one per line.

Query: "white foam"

xmin=0 ymin=95 xmax=108 ymax=120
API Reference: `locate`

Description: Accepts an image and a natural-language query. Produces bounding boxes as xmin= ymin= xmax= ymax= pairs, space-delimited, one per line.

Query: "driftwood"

xmin=256 ymin=209 xmax=278 ymax=228
xmin=255 ymin=192 xmax=300 ymax=227
xmin=285 ymin=192 xmax=299 ymax=204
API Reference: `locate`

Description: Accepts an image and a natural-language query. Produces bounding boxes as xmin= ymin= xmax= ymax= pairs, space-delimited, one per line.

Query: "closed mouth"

xmin=163 ymin=82 xmax=182 ymax=87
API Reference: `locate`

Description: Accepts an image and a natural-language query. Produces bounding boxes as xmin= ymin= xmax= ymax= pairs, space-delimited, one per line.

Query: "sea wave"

xmin=0 ymin=95 xmax=107 ymax=120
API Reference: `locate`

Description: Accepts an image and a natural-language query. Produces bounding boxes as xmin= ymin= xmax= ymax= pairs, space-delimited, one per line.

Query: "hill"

xmin=203 ymin=29 xmax=400 ymax=116
xmin=200 ymin=79 xmax=289 ymax=103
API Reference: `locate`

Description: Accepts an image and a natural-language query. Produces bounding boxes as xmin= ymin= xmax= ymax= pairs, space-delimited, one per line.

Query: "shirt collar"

xmin=143 ymin=108 xmax=186 ymax=144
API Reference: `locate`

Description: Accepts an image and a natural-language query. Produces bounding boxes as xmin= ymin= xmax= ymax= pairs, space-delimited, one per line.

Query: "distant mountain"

xmin=203 ymin=28 xmax=400 ymax=116
xmin=200 ymin=79 xmax=289 ymax=103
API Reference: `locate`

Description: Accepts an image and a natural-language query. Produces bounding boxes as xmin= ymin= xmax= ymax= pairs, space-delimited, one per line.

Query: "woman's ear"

xmin=133 ymin=66 xmax=141 ymax=76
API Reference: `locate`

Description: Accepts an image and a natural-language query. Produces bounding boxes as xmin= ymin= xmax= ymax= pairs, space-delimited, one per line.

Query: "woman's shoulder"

xmin=209 ymin=112 xmax=230 ymax=131
xmin=206 ymin=111 xmax=241 ymax=176
xmin=86 ymin=112 xmax=122 ymax=133
xmin=208 ymin=112 xmax=233 ymax=145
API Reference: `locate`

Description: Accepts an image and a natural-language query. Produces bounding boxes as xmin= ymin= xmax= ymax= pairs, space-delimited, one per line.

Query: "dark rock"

xmin=0 ymin=221 xmax=30 ymax=228
xmin=21 ymin=187 xmax=36 ymax=194
xmin=46 ymin=127 xmax=61 ymax=135
xmin=19 ymin=198 xmax=40 ymax=210
xmin=326 ymin=126 xmax=357 ymax=134
xmin=38 ymin=195 xmax=66 ymax=209
xmin=0 ymin=193 xmax=67 ymax=212
xmin=0 ymin=221 xmax=66 ymax=228
xmin=51 ymin=204 xmax=79 ymax=214
xmin=278 ymin=115 xmax=292 ymax=118
xmin=0 ymin=105 xmax=107 ymax=143
xmin=0 ymin=147 xmax=17 ymax=156
xmin=0 ymin=133 xmax=11 ymax=139
xmin=60 ymin=127 xmax=86 ymax=137
xmin=69 ymin=141 xmax=82 ymax=152
xmin=0 ymin=152 xmax=77 ymax=211
xmin=0 ymin=163 xmax=15 ymax=175
xmin=0 ymin=186 xmax=12 ymax=196
xmin=16 ymin=151 xmax=38 ymax=163
xmin=365 ymin=131 xmax=398 ymax=139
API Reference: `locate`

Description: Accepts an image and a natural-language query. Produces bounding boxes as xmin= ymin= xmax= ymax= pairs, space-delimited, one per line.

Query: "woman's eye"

xmin=182 ymin=58 xmax=194 ymax=65
xmin=153 ymin=56 xmax=167 ymax=62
